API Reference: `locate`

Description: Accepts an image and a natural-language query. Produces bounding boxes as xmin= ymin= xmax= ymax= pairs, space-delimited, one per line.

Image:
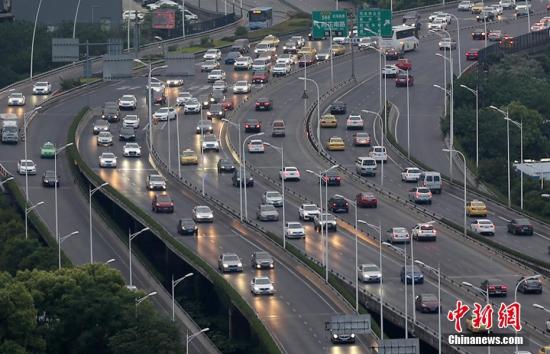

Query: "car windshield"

xmin=236 ymin=81 xmax=248 ymax=86
xmin=120 ymin=127 xmax=133 ymax=133
xmin=157 ymin=195 xmax=171 ymax=202
xmin=122 ymin=95 xmax=134 ymax=100
xmin=266 ymin=192 xmax=280 ymax=198
xmin=204 ymin=135 xmax=216 ymax=142
xmin=472 ymin=201 xmax=485 ymax=207
xmin=211 ymin=70 xmax=222 ymax=75
xmin=98 ymin=132 xmax=111 ymax=137
xmin=224 ymin=255 xmax=239 ymax=261
xmin=303 ymin=205 xmax=317 ymax=211
xmin=181 ymin=219 xmax=194 ymax=226
xmin=479 ymin=220 xmax=492 ymax=225
xmin=393 ymin=227 xmax=407 ymax=233
xmin=159 ymin=108 xmax=170 ymax=113
xmin=356 ymin=133 xmax=369 ymax=137
xmin=417 ymin=188 xmax=430 ymax=193
xmin=210 ymin=104 xmax=222 ymax=111
xmin=515 ymin=218 xmax=530 ymax=224
xmin=36 ymin=82 xmax=48 ymax=86
xmin=408 ymin=168 xmax=421 ymax=173
xmin=188 ymin=98 xmax=199 ymax=104
xmin=125 ymin=115 xmax=138 ymax=121
xmin=102 ymin=153 xmax=115 ymax=158
xmin=257 ymin=43 xmax=269 ymax=49
xmin=44 ymin=171 xmax=56 ymax=177
xmin=196 ymin=206 xmax=211 ymax=213
xmin=363 ymin=265 xmax=379 ymax=272
xmin=321 ymin=214 xmax=335 ymax=221
xmin=204 ymin=60 xmax=216 ymax=65
xmin=255 ymin=252 xmax=271 ymax=260
xmin=262 ymin=205 xmax=276 ymax=211
xmin=422 ymin=294 xmax=438 ymax=302
xmin=149 ymin=175 xmax=164 ymax=182
xmin=287 ymin=222 xmax=301 ymax=228
xmin=182 ymin=150 xmax=195 ymax=156
xmin=255 ymin=278 xmax=271 ymax=285
xmin=126 ymin=143 xmax=139 ymax=148
xmin=198 ymin=120 xmax=211 ymax=126
xmin=11 ymin=93 xmax=23 ymax=98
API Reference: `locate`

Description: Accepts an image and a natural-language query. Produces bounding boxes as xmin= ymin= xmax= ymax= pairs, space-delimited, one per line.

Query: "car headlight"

xmin=256 ymin=264 xmax=261 ymax=269
xmin=333 ymin=334 xmax=338 ymax=339
xmin=270 ymin=264 xmax=274 ymax=268
xmin=237 ymin=262 xmax=242 ymax=267
xmin=350 ymin=334 xmax=355 ymax=338
xmin=223 ymin=264 xmax=228 ymax=268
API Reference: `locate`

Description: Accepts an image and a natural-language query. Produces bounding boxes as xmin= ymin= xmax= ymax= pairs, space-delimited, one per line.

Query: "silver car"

xmin=284 ymin=222 xmax=305 ymax=239
xmin=256 ymin=204 xmax=279 ymax=221
xmin=250 ymin=276 xmax=275 ymax=295
xmin=192 ymin=205 xmax=214 ymax=223
xmin=195 ymin=120 xmax=214 ymax=134
xmin=261 ymin=191 xmax=283 ymax=207
xmin=218 ymin=253 xmax=243 ymax=273
xmin=122 ymin=115 xmax=140 ymax=128
xmin=96 ymin=132 xmax=113 ymax=146
xmin=358 ymin=263 xmax=382 ymax=283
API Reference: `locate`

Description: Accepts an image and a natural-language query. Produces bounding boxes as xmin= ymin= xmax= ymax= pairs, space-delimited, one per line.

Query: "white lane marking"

xmin=535 ymin=232 xmax=550 ymax=241
xmin=497 ymin=216 xmax=511 ymax=223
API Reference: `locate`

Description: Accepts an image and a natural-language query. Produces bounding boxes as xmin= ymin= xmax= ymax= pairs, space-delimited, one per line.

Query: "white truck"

xmin=1 ymin=113 xmax=19 ymax=144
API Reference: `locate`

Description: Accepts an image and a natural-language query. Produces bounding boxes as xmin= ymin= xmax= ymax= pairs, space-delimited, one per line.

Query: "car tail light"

xmin=488 ymin=285 xmax=495 ymax=290
xmin=156 ymin=203 xmax=160 ymax=206
xmin=245 ymin=124 xmax=250 ymax=128
xmin=256 ymin=125 xmax=260 ymax=128
xmin=501 ymin=285 xmax=507 ymax=290
xmin=256 ymin=102 xmax=260 ymax=106
xmin=345 ymin=202 xmax=349 ymax=206
xmin=333 ymin=203 xmax=336 ymax=207
xmin=336 ymin=176 xmax=341 ymax=180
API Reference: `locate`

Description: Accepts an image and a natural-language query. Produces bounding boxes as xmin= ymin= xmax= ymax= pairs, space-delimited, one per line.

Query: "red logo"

xmin=447 ymin=300 xmax=522 ymax=332
xmin=498 ymin=302 xmax=522 ymax=332
xmin=447 ymin=300 xmax=470 ymax=332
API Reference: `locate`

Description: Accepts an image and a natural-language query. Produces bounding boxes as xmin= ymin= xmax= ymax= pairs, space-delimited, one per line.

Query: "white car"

xmin=262 ymin=191 xmax=283 ymax=207
xmin=387 ymin=227 xmax=410 ymax=243
xmin=234 ymin=56 xmax=253 ymax=70
xmin=97 ymin=132 xmax=113 ymax=146
xmin=411 ymin=223 xmax=437 ymax=241
xmin=250 ymin=276 xmax=275 ymax=295
xmin=184 ymin=98 xmax=201 ymax=113
xmin=192 ymin=205 xmax=214 ymax=222
xmin=381 ymin=64 xmax=399 ymax=77
xmin=429 ymin=11 xmax=451 ymax=22
xmin=17 ymin=160 xmax=36 ymax=175
xmin=284 ymin=222 xmax=305 ymax=239
xmin=32 ymin=81 xmax=52 ymax=95
xmin=201 ymin=134 xmax=220 ymax=152
xmin=332 ymin=36 xmax=347 ymax=44
xmin=279 ymin=166 xmax=300 ymax=181
xmin=298 ymin=203 xmax=320 ymax=221
xmin=176 ymin=92 xmax=193 ymax=106
xmin=531 ymin=22 xmax=547 ymax=31
xmin=499 ymin=0 xmax=515 ymax=9
xmin=358 ymin=37 xmax=377 ymax=49
xmin=401 ymin=167 xmax=422 ymax=182
xmin=166 ymin=78 xmax=184 ymax=87
xmin=200 ymin=60 xmax=220 ymax=72
xmin=99 ymin=152 xmax=117 ymax=168
xmin=276 ymin=54 xmax=296 ymax=66
xmin=147 ymin=79 xmax=165 ymax=92
xmin=207 ymin=69 xmax=226 ymax=82
xmin=272 ymin=63 xmax=291 ymax=77
xmin=428 ymin=18 xmax=448 ymax=30
xmin=458 ymin=0 xmax=473 ymax=10
xmin=203 ymin=48 xmax=222 ymax=60
xmin=346 ymin=115 xmax=364 ymax=130
xmin=254 ymin=42 xmax=275 ymax=56
xmin=118 ymin=94 xmax=137 ymax=109
xmin=233 ymin=81 xmax=251 ymax=94
xmin=147 ymin=0 xmax=183 ymax=10
xmin=122 ymin=10 xmax=145 ymax=21
xmin=439 ymin=38 xmax=457 ymax=50
xmin=123 ymin=142 xmax=141 ymax=157
xmin=212 ymin=80 xmax=228 ymax=92
xmin=369 ymin=146 xmax=387 ymax=162
xmin=358 ymin=264 xmax=382 ymax=283
xmin=247 ymin=139 xmax=265 ymax=153
xmin=488 ymin=4 xmax=503 ymax=15
xmin=290 ymin=35 xmax=305 ymax=48
xmin=7 ymin=92 xmax=25 ymax=106
xmin=153 ymin=107 xmax=177 ymax=121
xmin=470 ymin=219 xmax=495 ymax=235
xmin=122 ymin=114 xmax=140 ymax=128
xmin=184 ymin=9 xmax=198 ymax=21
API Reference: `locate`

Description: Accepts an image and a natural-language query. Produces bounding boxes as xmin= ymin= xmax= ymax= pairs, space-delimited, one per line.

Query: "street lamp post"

xmin=30 ymin=0 xmax=44 ymax=80
xmin=490 ymin=106 xmax=515 ymax=208
xmin=462 ymin=281 xmax=490 ymax=354
xmin=176 ymin=104 xmax=181 ymax=178
xmin=358 ymin=219 xmax=383 ymax=338
xmin=72 ymin=0 xmax=82 ymax=39
xmin=460 ymin=84 xmax=479 ymax=168
xmin=181 ymin=0 xmax=186 ymax=38
xmin=532 ymin=303 xmax=550 ymax=334
xmin=25 ymin=201 xmax=44 ymax=239
xmin=104 ymin=258 xmax=116 ymax=265
xmin=298 ymin=77 xmax=321 ymax=146
xmin=367 ymin=46 xmax=387 ymax=133
xmin=514 ymin=275 xmax=541 ymax=352
xmin=23 ymin=107 xmax=42 ymax=240
xmin=343 ymin=197 xmax=358 ymax=313
xmin=186 ymin=328 xmax=210 ymax=354
xmin=406 ymin=68 xmax=411 ymax=158
xmin=89 ymin=182 xmax=109 ymax=263
xmin=443 ymin=149 xmax=467 ymax=235
xmin=129 ymin=227 xmax=150 ymax=287
xmin=362 ymin=110 xmax=385 ymax=186
xmin=55 ymin=143 xmax=74 ymax=251
xmin=436 ymin=52 xmax=454 ymax=182
xmin=59 ymin=231 xmax=79 ymax=269
xmin=135 ymin=291 xmax=157 ymax=318
xmin=242 ymin=132 xmax=264 ymax=220
xmin=222 ymin=119 xmax=242 ymax=221
xmin=447 ymin=14 xmax=462 ymax=73
xmin=172 ymin=273 xmax=194 ymax=321
xmin=0 ymin=177 xmax=13 ymax=189
xmin=313 ymin=20 xmax=334 ymax=88
xmin=416 ymin=260 xmax=442 ymax=354
xmin=265 ymin=143 xmax=286 ymax=249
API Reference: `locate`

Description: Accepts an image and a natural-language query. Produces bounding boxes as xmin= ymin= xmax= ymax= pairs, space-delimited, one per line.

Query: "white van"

xmin=252 ymin=57 xmax=272 ymax=72
xmin=355 ymin=157 xmax=377 ymax=176
xmin=418 ymin=171 xmax=442 ymax=194
xmin=369 ymin=146 xmax=387 ymax=162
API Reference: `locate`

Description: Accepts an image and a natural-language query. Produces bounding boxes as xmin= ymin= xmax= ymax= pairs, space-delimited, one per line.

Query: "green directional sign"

xmin=311 ymin=10 xmax=348 ymax=40
xmin=358 ymin=9 xmax=392 ymax=38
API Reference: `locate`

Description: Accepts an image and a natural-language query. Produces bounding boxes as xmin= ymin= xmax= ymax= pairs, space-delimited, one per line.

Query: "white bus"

xmin=378 ymin=24 xmax=419 ymax=52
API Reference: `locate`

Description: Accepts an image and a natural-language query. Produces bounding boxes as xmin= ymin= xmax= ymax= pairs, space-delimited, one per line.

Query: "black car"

xmin=400 ymin=266 xmax=424 ymax=284
xmin=152 ymin=91 xmax=166 ymax=105
xmin=42 ymin=170 xmax=59 ymax=187
xmin=232 ymin=170 xmax=254 ymax=187
xmin=211 ymin=90 xmax=225 ymax=104
xmin=199 ymin=94 xmax=212 ymax=109
xmin=251 ymin=251 xmax=274 ymax=269
xmin=244 ymin=119 xmax=262 ymax=132
xmin=119 ymin=127 xmax=136 ymax=141
xmin=217 ymin=158 xmax=235 ymax=173
xmin=507 ymin=218 xmax=534 ymax=235
xmin=330 ymin=101 xmax=347 ymax=115
xmin=102 ymin=102 xmax=119 ymax=122
xmin=328 ymin=194 xmax=349 ymax=213
xmin=178 ymin=218 xmax=198 ymax=235
xmin=476 ymin=11 xmax=495 ymax=22
xmin=385 ymin=48 xmax=401 ymax=60
xmin=516 ymin=276 xmax=543 ymax=294
xmin=207 ymin=104 xmax=225 ymax=119
xmin=322 ymin=169 xmax=341 ymax=186
xmin=283 ymin=40 xmax=298 ymax=54
xmin=224 ymin=51 xmax=241 ymax=65
xmin=471 ymin=28 xmax=486 ymax=40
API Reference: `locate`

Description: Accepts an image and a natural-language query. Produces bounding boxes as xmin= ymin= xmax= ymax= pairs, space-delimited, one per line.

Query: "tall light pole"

xmin=135 ymin=291 xmax=157 ymax=318
xmin=23 ymin=106 xmax=42 ymax=240
xmin=89 ymin=182 xmax=109 ymax=263
xmin=172 ymin=273 xmax=194 ymax=321
xmin=462 ymin=281 xmax=490 ymax=354
xmin=514 ymin=275 xmax=541 ymax=352
xmin=443 ymin=148 xmax=467 ymax=235
xmin=176 ymin=103 xmax=181 ymax=177
xmin=0 ymin=177 xmax=14 ymax=189
xmin=343 ymin=197 xmax=358 ymax=313
xmin=501 ymin=113 xmax=524 ymax=210
xmin=489 ymin=106 xmax=513 ymax=208
xmin=129 ymin=227 xmax=150 ymax=287
xmin=362 ymin=110 xmax=385 ymax=186
xmin=298 ymin=77 xmax=320 ymax=146
xmin=59 ymin=231 xmax=79 ymax=269
xmin=222 ymin=119 xmax=242 ymax=221
xmin=430 ymin=30 xmax=449 ymax=116
xmin=265 ymin=143 xmax=286 ymax=249
xmin=460 ymin=84 xmax=479 ymax=168
xmin=406 ymin=68 xmax=411 ymax=158
xmin=358 ymin=219 xmax=383 ymax=336
xmin=367 ymin=46 xmax=387 ymax=134
xmin=306 ymin=169 xmax=325 ymax=270
xmin=91 ymin=6 xmax=100 ymax=24
xmin=313 ymin=20 xmax=334 ymax=88
xmin=186 ymin=328 xmax=210 ymax=354
xmin=72 ymin=0 xmax=82 ymax=39
xmin=447 ymin=14 xmax=462 ymax=73
xmin=54 ymin=143 xmax=74 ymax=251
xmin=436 ymin=51 xmax=454 ymax=182
xmin=532 ymin=303 xmax=550 ymax=335
xmin=242 ymin=132 xmax=264 ymax=220
xmin=133 ymin=60 xmax=167 ymax=152
xmin=181 ymin=0 xmax=186 ymax=38
xmin=25 ymin=201 xmax=44 ymax=239
xmin=30 ymin=0 xmax=44 ymax=80
xmin=416 ymin=260 xmax=441 ymax=354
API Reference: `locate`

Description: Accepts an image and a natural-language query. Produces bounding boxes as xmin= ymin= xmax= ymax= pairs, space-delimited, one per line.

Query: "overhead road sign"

xmin=376 ymin=338 xmax=420 ymax=354
xmin=311 ymin=10 xmax=348 ymax=40
xmin=165 ymin=53 xmax=195 ymax=76
xmin=358 ymin=8 xmax=392 ymax=37
xmin=52 ymin=38 xmax=79 ymax=62
xmin=325 ymin=314 xmax=372 ymax=334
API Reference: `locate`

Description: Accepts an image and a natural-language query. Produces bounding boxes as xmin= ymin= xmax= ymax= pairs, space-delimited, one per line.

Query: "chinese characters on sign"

xmin=311 ymin=10 xmax=348 ymax=40
xmin=358 ymin=8 xmax=392 ymax=38
xmin=447 ymin=300 xmax=522 ymax=332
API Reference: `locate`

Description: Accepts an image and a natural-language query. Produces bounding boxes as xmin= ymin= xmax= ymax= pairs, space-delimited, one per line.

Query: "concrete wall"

xmin=13 ymin=0 xmax=122 ymax=25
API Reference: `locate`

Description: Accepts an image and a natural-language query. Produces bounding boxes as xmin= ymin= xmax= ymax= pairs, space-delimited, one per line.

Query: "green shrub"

xmin=234 ymin=26 xmax=248 ymax=37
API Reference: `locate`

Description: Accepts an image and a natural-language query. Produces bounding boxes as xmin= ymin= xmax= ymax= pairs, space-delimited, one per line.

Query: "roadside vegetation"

xmin=450 ymin=49 xmax=550 ymax=218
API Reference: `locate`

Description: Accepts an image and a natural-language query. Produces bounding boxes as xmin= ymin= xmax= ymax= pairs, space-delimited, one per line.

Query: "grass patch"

xmin=247 ymin=18 xmax=311 ymax=40
xmin=173 ymin=39 xmax=234 ymax=54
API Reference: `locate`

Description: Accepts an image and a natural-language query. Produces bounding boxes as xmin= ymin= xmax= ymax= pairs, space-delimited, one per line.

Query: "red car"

xmin=298 ymin=56 xmax=316 ymax=67
xmin=395 ymin=73 xmax=414 ymax=87
xmin=356 ymin=192 xmax=377 ymax=208
xmin=353 ymin=132 xmax=371 ymax=146
xmin=255 ymin=97 xmax=273 ymax=111
xmin=480 ymin=279 xmax=508 ymax=297
xmin=152 ymin=193 xmax=174 ymax=213
xmin=385 ymin=48 xmax=401 ymax=60
xmin=396 ymin=58 xmax=412 ymax=71
xmin=251 ymin=71 xmax=269 ymax=84
xmin=153 ymin=91 xmax=166 ymax=105
xmin=244 ymin=119 xmax=262 ymax=132
xmin=466 ymin=48 xmax=479 ymax=60
xmin=221 ymin=99 xmax=234 ymax=110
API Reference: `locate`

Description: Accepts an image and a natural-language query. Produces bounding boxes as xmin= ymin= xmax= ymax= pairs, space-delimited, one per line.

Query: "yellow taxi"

xmin=298 ymin=46 xmax=317 ymax=58
xmin=180 ymin=149 xmax=198 ymax=165
xmin=262 ymin=35 xmax=280 ymax=46
xmin=320 ymin=114 xmax=337 ymax=128
xmin=326 ymin=136 xmax=345 ymax=151
xmin=466 ymin=199 xmax=488 ymax=217
xmin=331 ymin=44 xmax=346 ymax=56
xmin=539 ymin=346 xmax=550 ymax=354
xmin=471 ymin=2 xmax=484 ymax=13
xmin=465 ymin=315 xmax=489 ymax=334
